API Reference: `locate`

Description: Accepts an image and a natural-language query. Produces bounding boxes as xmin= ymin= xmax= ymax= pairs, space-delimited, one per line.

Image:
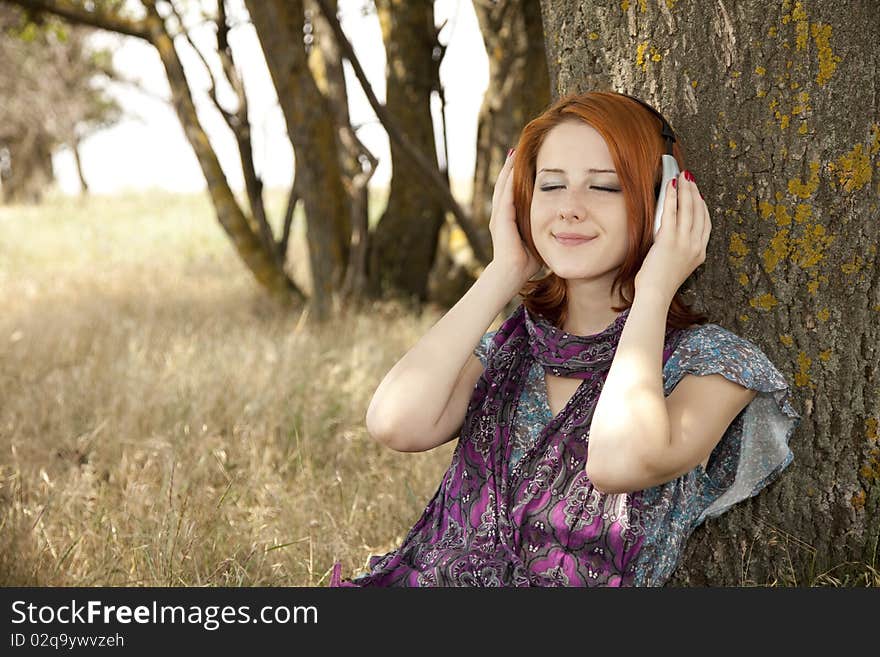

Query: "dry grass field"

xmin=0 ymin=189 xmax=457 ymax=586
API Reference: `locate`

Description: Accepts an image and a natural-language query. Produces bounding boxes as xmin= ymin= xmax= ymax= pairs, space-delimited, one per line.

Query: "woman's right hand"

xmin=488 ymin=149 xmax=542 ymax=283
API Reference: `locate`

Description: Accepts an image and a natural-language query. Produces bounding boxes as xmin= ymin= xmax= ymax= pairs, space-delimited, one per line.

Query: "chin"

xmin=545 ymin=263 xmax=601 ymax=280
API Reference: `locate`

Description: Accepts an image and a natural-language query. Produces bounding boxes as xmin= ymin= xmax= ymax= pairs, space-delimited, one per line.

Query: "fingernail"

xmin=671 ymin=178 xmax=677 ymax=189
xmin=507 ymin=148 xmax=514 ymax=158
xmin=684 ymin=170 xmax=696 ymax=182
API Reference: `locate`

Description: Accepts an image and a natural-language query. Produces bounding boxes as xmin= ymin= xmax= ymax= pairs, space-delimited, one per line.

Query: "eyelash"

xmin=539 ymin=186 xmax=620 ymax=193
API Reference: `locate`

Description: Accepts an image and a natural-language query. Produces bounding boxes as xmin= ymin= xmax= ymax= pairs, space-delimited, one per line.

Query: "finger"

xmin=660 ymin=176 xmax=677 ymax=235
xmin=699 ymin=197 xmax=711 ymax=254
xmin=677 ymin=172 xmax=694 ymax=239
xmin=492 ymin=149 xmax=516 ymax=211
xmin=500 ymin=152 xmax=517 ymax=216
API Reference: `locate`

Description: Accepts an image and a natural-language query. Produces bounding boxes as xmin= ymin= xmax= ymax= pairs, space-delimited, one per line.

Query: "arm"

xmin=366 ymin=261 xmax=526 ymax=452
xmin=586 ymin=286 xmax=674 ymax=490
xmin=586 ymin=287 xmax=757 ymax=494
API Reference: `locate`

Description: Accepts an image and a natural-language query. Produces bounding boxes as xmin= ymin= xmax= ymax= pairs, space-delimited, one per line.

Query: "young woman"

xmin=331 ymin=91 xmax=801 ymax=587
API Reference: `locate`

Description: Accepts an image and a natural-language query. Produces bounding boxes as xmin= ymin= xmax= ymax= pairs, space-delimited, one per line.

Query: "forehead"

xmin=536 ymin=120 xmax=615 ymax=171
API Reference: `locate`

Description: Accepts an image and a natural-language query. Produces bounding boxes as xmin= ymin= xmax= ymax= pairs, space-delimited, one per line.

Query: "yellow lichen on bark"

xmin=794 ymin=350 xmax=811 ymax=387
xmin=794 ymin=204 xmax=812 ymax=223
xmin=728 ymin=232 xmax=750 ymax=268
xmin=762 ymin=229 xmax=790 ymax=273
xmin=811 ymin=23 xmax=840 ymax=86
xmin=841 ymin=255 xmax=863 ymax=275
xmin=817 ymin=307 xmax=830 ymax=322
xmin=750 ymin=293 xmax=779 ymax=310
xmin=791 ymin=1 xmax=809 ymax=50
xmin=818 ymin=349 xmax=832 ymax=362
xmin=788 ymin=160 xmax=821 ymax=198
xmin=790 ymin=223 xmax=834 ymax=268
xmin=852 ymin=490 xmax=866 ymax=510
xmin=636 ymin=42 xmax=648 ymax=71
xmin=866 ymin=417 xmax=878 ymax=443
xmin=780 ymin=334 xmax=794 ymax=347
xmin=871 ymin=124 xmax=880 ymax=155
xmin=860 ymin=448 xmax=880 ymax=482
xmin=828 ymin=143 xmax=872 ymax=192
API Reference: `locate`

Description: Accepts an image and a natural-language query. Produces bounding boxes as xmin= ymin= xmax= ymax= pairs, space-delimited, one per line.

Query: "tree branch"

xmin=311 ymin=0 xmax=489 ymax=264
xmin=5 ymin=0 xmax=152 ymax=40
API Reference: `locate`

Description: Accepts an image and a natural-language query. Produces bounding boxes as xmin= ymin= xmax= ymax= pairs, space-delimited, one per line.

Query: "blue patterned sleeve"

xmin=473 ymin=330 xmax=498 ymax=368
xmin=662 ymin=324 xmax=802 ymax=526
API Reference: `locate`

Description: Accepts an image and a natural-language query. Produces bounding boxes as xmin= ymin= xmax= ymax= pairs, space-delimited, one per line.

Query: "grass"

xmin=0 ymin=188 xmax=456 ymax=586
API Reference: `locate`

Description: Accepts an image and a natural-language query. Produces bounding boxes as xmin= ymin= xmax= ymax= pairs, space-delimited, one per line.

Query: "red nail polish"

xmin=671 ymin=178 xmax=677 ymax=188
xmin=684 ymin=170 xmax=696 ymax=182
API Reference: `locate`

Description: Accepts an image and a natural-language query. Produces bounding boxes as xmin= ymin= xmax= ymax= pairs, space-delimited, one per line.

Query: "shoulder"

xmin=666 ymin=322 xmax=790 ymax=394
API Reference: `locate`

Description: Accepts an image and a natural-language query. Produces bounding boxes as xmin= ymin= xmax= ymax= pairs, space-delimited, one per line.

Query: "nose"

xmin=556 ymin=188 xmax=587 ymax=222
xmin=558 ymin=206 xmax=583 ymax=221
xmin=558 ymin=199 xmax=586 ymax=222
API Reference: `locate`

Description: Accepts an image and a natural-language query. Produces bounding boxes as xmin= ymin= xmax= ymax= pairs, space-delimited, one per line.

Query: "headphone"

xmin=619 ymin=94 xmax=681 ymax=237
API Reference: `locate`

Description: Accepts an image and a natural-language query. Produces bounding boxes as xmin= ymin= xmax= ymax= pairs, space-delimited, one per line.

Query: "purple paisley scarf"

xmin=331 ymin=303 xmax=686 ymax=586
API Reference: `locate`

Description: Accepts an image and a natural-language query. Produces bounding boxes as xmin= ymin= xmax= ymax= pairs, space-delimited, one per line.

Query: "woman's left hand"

xmin=634 ymin=169 xmax=711 ymax=301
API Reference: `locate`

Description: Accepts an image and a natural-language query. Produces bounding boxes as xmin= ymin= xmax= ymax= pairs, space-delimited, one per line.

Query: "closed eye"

xmin=539 ymin=186 xmax=620 ymax=193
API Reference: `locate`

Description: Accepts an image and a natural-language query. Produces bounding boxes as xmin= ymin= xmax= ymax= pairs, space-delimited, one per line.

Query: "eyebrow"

xmin=537 ymin=168 xmax=617 ymax=174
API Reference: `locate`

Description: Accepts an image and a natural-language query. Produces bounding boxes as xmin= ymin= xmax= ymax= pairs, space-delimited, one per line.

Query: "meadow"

xmin=0 ymin=189 xmax=461 ymax=586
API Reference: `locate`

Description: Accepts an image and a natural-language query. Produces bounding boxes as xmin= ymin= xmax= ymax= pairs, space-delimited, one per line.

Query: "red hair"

xmin=511 ymin=90 xmax=708 ymax=330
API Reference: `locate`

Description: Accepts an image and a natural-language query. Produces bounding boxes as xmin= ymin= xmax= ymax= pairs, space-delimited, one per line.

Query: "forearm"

xmin=587 ymin=287 xmax=673 ymax=480
xmin=366 ymin=261 xmax=525 ymax=443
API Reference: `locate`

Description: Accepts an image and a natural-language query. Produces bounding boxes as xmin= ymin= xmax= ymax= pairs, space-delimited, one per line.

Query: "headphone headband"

xmin=620 ymin=94 xmax=676 ymax=156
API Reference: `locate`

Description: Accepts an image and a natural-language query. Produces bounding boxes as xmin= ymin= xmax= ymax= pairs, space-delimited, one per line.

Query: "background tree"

xmin=5 ymin=0 xmax=307 ymax=308
xmin=539 ymin=0 xmax=879 ymax=585
xmin=430 ymin=0 xmax=551 ymax=308
xmin=0 ymin=6 xmax=121 ymax=202
xmin=366 ymin=0 xmax=446 ymax=306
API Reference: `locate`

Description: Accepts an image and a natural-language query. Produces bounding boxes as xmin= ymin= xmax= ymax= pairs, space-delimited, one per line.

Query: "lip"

xmin=554 ymin=233 xmax=596 ymax=245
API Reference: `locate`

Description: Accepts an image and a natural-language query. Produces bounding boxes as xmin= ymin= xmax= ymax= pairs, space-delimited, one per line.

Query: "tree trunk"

xmin=369 ymin=0 xmax=446 ymax=307
xmin=306 ymin=0 xmax=374 ymax=307
xmin=1 ymin=129 xmax=54 ymax=204
xmin=143 ymin=5 xmax=302 ymax=309
xmin=540 ymin=0 xmax=880 ymax=586
xmin=471 ymin=0 xmax=551 ymax=257
xmin=245 ymin=0 xmax=352 ymax=323
xmin=430 ymin=0 xmax=552 ymax=310
xmin=72 ymin=136 xmax=89 ymax=196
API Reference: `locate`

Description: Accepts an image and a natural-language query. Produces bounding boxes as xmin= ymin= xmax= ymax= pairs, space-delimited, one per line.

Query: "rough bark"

xmin=368 ymin=0 xmax=446 ymax=306
xmin=539 ymin=0 xmax=880 ymax=586
xmin=245 ymin=0 xmax=351 ymax=322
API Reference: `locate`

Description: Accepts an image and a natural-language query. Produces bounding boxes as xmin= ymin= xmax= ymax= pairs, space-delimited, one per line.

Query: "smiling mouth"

xmin=554 ymin=234 xmax=596 ymax=245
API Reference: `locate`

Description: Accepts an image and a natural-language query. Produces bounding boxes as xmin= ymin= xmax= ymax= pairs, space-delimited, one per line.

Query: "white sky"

xmin=52 ymin=0 xmax=489 ymax=194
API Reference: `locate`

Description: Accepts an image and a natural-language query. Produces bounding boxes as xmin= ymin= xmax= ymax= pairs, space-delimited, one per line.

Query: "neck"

xmin=561 ymin=278 xmax=628 ymax=336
